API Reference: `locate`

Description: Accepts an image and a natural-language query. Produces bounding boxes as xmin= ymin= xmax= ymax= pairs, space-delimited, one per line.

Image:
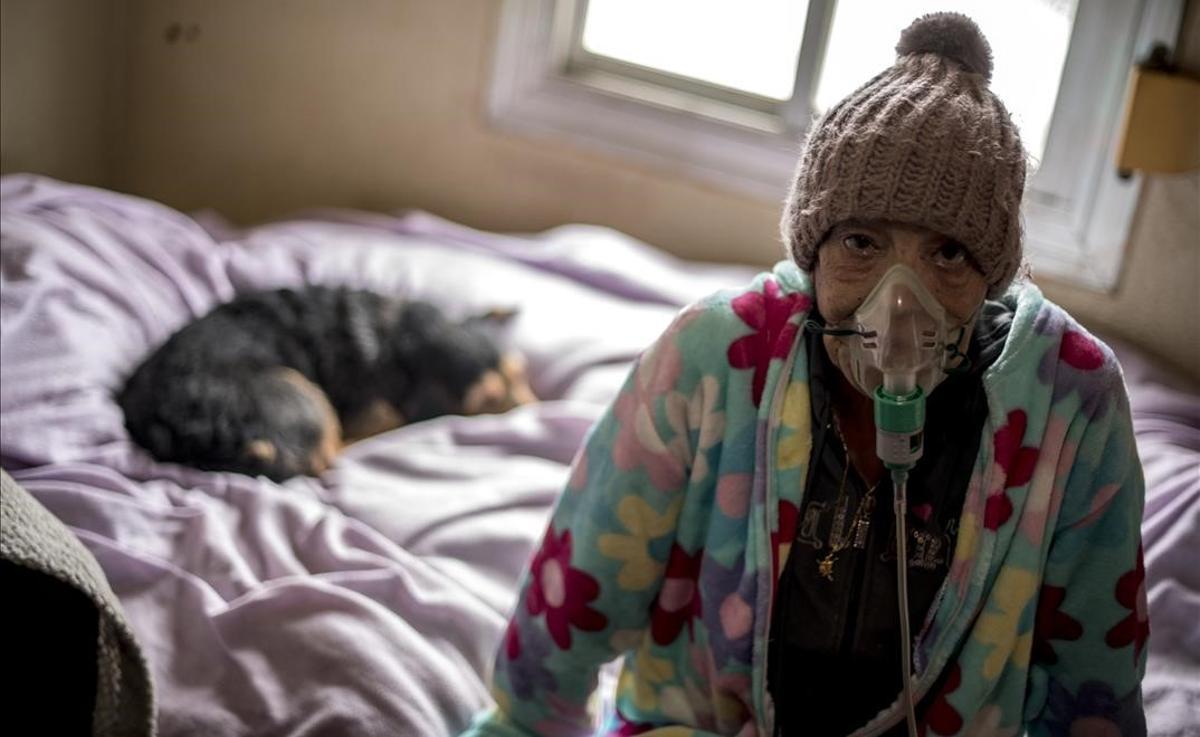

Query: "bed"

xmin=1 ymin=175 xmax=1196 ymax=736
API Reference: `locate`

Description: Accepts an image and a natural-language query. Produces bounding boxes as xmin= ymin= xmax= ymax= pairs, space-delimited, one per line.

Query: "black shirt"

xmin=767 ymin=301 xmax=1012 ymax=736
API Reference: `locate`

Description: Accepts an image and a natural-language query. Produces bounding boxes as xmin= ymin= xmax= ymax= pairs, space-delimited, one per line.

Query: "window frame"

xmin=488 ymin=0 xmax=1186 ymax=290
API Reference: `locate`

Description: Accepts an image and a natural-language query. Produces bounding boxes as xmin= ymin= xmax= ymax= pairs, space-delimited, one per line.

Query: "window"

xmin=490 ymin=0 xmax=1185 ymax=289
xmin=578 ymin=1 xmax=809 ymax=102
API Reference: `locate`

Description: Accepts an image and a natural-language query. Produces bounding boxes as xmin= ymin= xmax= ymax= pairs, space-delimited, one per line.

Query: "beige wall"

xmin=1036 ymin=3 xmax=1200 ymax=381
xmin=0 ymin=0 xmax=124 ymax=187
xmin=113 ymin=0 xmax=781 ymax=267
xmin=3 ymin=0 xmax=1197 ymax=378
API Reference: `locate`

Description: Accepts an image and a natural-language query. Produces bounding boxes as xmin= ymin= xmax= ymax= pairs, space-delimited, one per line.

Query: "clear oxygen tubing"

xmin=873 ymin=384 xmax=924 ymax=737
xmin=892 ymin=467 xmax=919 ymax=737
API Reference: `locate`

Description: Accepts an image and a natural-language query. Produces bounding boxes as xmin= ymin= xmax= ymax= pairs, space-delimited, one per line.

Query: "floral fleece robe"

xmin=464 ymin=262 xmax=1148 ymax=737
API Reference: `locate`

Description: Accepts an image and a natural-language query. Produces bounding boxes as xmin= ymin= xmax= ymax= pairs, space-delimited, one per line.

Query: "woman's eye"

xmin=934 ymin=241 xmax=968 ymax=266
xmin=842 ymin=234 xmax=877 ymax=255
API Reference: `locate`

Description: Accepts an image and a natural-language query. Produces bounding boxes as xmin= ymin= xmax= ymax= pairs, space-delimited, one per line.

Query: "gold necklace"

xmin=817 ymin=417 xmax=879 ymax=582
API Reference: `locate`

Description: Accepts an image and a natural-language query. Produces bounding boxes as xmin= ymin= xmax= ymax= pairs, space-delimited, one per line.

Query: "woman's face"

xmin=814 ymin=219 xmax=988 ymax=393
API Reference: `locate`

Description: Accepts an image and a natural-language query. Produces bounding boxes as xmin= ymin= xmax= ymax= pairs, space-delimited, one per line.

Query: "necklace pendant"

xmin=818 ymin=555 xmax=835 ymax=581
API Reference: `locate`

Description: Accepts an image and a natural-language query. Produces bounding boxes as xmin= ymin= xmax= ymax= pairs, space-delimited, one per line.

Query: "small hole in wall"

xmin=164 ymin=22 xmax=202 ymax=44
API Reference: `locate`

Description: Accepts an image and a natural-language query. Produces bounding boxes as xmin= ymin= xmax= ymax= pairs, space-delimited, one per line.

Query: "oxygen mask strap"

xmin=802 ymin=317 xmax=874 ymax=339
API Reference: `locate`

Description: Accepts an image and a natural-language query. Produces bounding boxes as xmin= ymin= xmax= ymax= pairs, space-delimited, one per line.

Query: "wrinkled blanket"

xmin=0 ymin=175 xmax=753 ymax=736
xmin=0 ymin=175 xmax=1194 ymax=736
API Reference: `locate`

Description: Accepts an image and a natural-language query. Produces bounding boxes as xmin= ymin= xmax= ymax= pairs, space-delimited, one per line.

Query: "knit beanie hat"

xmin=781 ymin=12 xmax=1028 ymax=297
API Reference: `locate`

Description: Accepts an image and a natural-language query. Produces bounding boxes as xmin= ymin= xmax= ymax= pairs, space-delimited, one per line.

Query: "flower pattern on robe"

xmin=612 ymin=311 xmax=690 ymax=491
xmin=726 ymin=279 xmax=810 ymax=406
xmin=1104 ymin=545 xmax=1149 ymax=662
xmin=619 ymin=646 xmax=675 ymax=713
xmin=1035 ymin=318 xmax=1120 ymax=421
xmin=921 ymin=663 xmax=963 ymax=736
xmin=527 ymin=528 xmax=608 ymax=649
xmin=776 ymin=381 xmax=812 ymax=471
xmin=505 ymin=619 xmax=520 ymax=659
xmin=613 ymin=711 xmax=657 ymax=736
xmin=771 ymin=499 xmax=800 ymax=583
xmin=534 ymin=692 xmax=594 ymax=737
xmin=613 ymin=393 xmax=688 ymax=494
xmin=1059 ymin=330 xmax=1106 ymax=371
xmin=650 ymin=543 xmax=705 ymax=645
xmin=598 ymin=495 xmax=682 ymax=591
xmin=1038 ymin=680 xmax=1124 ymax=737
xmin=975 ymin=567 xmax=1038 ymax=680
xmin=662 ymin=374 xmax=726 ymax=483
xmin=1032 ymin=585 xmax=1083 ymax=665
xmin=698 ymin=553 xmax=755 ymax=668
xmin=986 ymin=409 xmax=1040 ymax=530
xmin=962 ymin=704 xmax=1018 ymax=737
xmin=656 ymin=646 xmax=750 ymax=730
xmin=504 ymin=617 xmax=557 ymax=699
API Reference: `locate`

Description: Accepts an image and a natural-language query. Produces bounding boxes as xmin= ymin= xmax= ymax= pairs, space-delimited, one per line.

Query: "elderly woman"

xmin=465 ymin=13 xmax=1147 ymax=737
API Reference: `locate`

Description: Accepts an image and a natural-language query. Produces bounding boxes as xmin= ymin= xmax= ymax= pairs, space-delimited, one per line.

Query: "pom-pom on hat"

xmin=895 ymin=10 xmax=994 ymax=81
xmin=781 ymin=12 xmax=1028 ymax=297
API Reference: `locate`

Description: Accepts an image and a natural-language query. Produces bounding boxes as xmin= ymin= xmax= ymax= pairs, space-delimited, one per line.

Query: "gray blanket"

xmin=1 ymin=469 xmax=155 ymax=736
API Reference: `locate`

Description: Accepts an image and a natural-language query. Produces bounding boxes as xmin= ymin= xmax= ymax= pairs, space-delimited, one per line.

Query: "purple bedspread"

xmin=0 ymin=175 xmax=753 ymax=736
xmin=1 ymin=175 xmax=1196 ymax=736
xmin=1103 ymin=337 xmax=1200 ymax=734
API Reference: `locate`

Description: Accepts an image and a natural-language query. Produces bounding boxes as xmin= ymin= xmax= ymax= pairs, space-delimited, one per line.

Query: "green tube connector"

xmin=874 ymin=386 xmax=926 ymax=470
xmin=874 ymin=386 xmax=925 ymax=432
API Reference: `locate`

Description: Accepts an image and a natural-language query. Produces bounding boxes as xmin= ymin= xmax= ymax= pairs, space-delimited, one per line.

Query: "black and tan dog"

xmin=118 ymin=286 xmax=535 ymax=481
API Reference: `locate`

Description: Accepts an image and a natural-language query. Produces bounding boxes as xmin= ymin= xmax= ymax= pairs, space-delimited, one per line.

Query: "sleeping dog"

xmin=118 ymin=286 xmax=535 ymax=481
